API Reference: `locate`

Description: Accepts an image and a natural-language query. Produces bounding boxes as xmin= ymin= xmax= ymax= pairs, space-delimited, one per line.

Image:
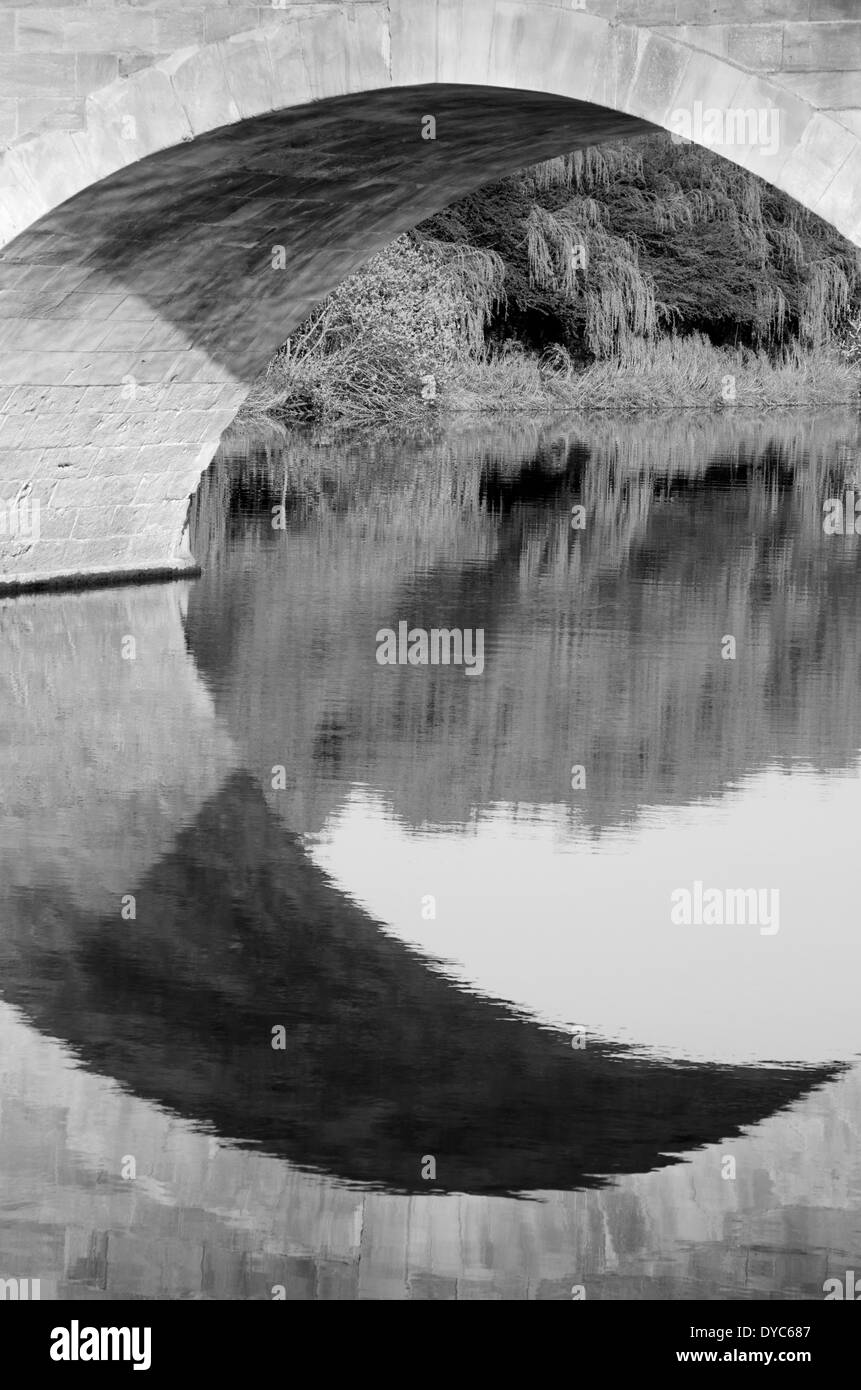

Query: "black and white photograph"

xmin=0 ymin=0 xmax=860 ymax=1364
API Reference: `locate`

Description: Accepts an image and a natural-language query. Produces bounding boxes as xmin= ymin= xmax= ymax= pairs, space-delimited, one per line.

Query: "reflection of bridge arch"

xmin=2 ymin=1 xmax=861 ymax=588
xmin=2 ymin=996 xmax=858 ymax=1299
xmin=0 ymin=769 xmax=840 ymax=1194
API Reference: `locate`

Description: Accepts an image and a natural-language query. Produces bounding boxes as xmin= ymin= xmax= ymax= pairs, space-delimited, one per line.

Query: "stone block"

xmin=712 ymin=72 xmax=813 ymax=181
xmin=71 ymin=503 xmax=125 ymax=540
xmin=0 ymin=148 xmax=52 ymax=248
xmin=834 ymin=110 xmax=861 ymax=140
xmin=588 ymin=22 xmax=641 ymax=111
xmin=619 ymin=0 xmax=675 ymax=20
xmin=777 ymin=112 xmax=857 ymax=212
xmin=388 ymin=0 xmax=437 ymax=87
xmin=17 ymin=96 xmax=87 ymax=136
xmin=106 ymin=297 xmax=162 ymax=324
xmin=155 ymin=12 xmax=207 ymax=51
xmin=0 ymin=448 xmax=45 ymax=477
xmin=73 ymin=54 xmax=120 ymax=93
xmin=87 ymin=475 xmax=142 ymax=505
xmin=0 ymin=413 xmax=39 ymax=446
xmin=814 ymin=142 xmax=861 ymax=245
xmin=296 ymin=9 xmax=351 ymax=101
xmin=220 ymin=30 xmax=280 ymax=120
xmin=783 ymin=21 xmax=861 ymax=72
xmin=110 ymin=350 xmax=187 ymax=384
xmin=35 ymin=504 xmax=79 ymax=540
xmin=16 ymin=10 xmax=156 ymax=53
xmin=160 ymin=44 xmax=241 ymax=137
xmin=343 ymin=1 xmax=393 ymax=92
xmin=97 ymin=321 xmax=159 ymax=353
xmin=40 ymin=443 xmax=101 ymax=476
xmin=675 ymin=0 xmax=807 ymax=19
xmin=628 ymin=31 xmax=691 ymax=123
xmin=135 ymin=443 xmax=199 ymax=474
xmin=88 ymin=412 xmax=150 ymax=447
xmin=0 ymin=96 xmax=16 ymax=143
xmin=75 ymin=66 xmax=193 ymax=185
xmin=810 ymin=0 xmax=861 ymax=15
xmin=503 ymin=6 xmax=605 ymax=102
xmin=205 ymin=8 xmax=260 ymax=45
xmin=726 ymin=24 xmax=784 ymax=70
xmin=315 ymin=1259 xmax=359 ymax=1300
xmin=49 ymin=475 xmax=116 ymax=509
xmin=9 ymin=128 xmax=98 ymax=216
xmin=787 ymin=71 xmax=861 ymax=109
xmin=0 ymin=349 xmax=80 ymax=384
xmin=0 ymin=53 xmax=76 ymax=98
xmin=93 ymin=444 xmax=144 ymax=474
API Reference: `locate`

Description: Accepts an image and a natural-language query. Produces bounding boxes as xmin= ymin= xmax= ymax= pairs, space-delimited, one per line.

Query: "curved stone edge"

xmin=0 ymin=1 xmax=858 ymax=255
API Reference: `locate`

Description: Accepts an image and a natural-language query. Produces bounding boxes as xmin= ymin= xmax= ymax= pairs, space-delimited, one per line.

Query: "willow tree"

xmin=523 ymin=190 xmax=666 ymax=360
xmin=492 ymin=133 xmax=861 ymax=356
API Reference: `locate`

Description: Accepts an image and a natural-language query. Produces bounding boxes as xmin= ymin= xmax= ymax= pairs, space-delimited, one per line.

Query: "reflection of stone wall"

xmin=187 ymin=411 xmax=861 ymax=838
xmin=0 ymin=582 xmax=239 ymax=917
xmin=0 ymin=1000 xmax=858 ymax=1300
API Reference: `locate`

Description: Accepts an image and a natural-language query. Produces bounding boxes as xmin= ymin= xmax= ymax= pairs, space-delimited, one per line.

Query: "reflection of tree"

xmin=0 ymin=773 xmax=838 ymax=1195
xmin=188 ymin=411 xmax=861 ymax=837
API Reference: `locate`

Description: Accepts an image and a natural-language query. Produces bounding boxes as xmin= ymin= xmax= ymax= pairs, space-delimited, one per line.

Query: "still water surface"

xmin=1 ymin=409 xmax=860 ymax=1298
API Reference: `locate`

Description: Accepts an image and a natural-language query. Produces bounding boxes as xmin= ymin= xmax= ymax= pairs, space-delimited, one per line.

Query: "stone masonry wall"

xmin=0 ymin=1 xmax=860 ymax=149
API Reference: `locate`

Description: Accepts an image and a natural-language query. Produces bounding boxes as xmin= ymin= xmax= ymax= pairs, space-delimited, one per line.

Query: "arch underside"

xmin=0 ymin=86 xmax=654 ymax=587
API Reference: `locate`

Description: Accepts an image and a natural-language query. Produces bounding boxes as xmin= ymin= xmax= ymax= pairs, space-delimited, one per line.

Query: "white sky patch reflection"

xmin=305 ymin=763 xmax=861 ymax=1067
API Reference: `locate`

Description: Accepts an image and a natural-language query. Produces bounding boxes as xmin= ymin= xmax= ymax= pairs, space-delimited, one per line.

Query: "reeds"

xmin=448 ymin=334 xmax=859 ymax=414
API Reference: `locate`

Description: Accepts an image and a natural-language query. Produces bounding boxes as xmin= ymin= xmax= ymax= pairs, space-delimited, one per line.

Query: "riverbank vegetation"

xmin=240 ymin=133 xmax=861 ymax=424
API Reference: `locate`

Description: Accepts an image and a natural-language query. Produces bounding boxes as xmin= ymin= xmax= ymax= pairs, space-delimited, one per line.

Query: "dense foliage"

xmin=419 ymin=134 xmax=861 ymax=360
xmin=241 ymin=132 xmax=861 ymax=423
xmin=245 ymin=235 xmax=503 ymax=422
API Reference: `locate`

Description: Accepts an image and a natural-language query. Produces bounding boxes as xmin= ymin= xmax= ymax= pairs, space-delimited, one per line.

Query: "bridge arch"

xmin=1 ymin=1 xmax=859 ymax=588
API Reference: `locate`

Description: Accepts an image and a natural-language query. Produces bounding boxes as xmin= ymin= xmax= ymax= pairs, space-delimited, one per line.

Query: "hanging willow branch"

xmin=754 ymin=285 xmax=789 ymax=345
xmin=800 ymin=258 xmax=853 ymax=347
xmin=428 ymin=240 xmax=507 ymax=354
xmin=525 ymin=201 xmax=660 ymax=359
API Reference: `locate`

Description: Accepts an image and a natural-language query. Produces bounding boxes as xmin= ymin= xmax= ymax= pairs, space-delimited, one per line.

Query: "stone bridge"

xmin=0 ymin=0 xmax=859 ymax=589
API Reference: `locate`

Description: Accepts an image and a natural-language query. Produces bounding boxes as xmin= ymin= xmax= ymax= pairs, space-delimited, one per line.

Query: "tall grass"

xmin=449 ymin=333 xmax=859 ymax=413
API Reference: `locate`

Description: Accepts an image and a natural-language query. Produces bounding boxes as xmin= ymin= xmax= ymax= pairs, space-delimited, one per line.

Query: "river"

xmin=1 ymin=408 xmax=859 ymax=1299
